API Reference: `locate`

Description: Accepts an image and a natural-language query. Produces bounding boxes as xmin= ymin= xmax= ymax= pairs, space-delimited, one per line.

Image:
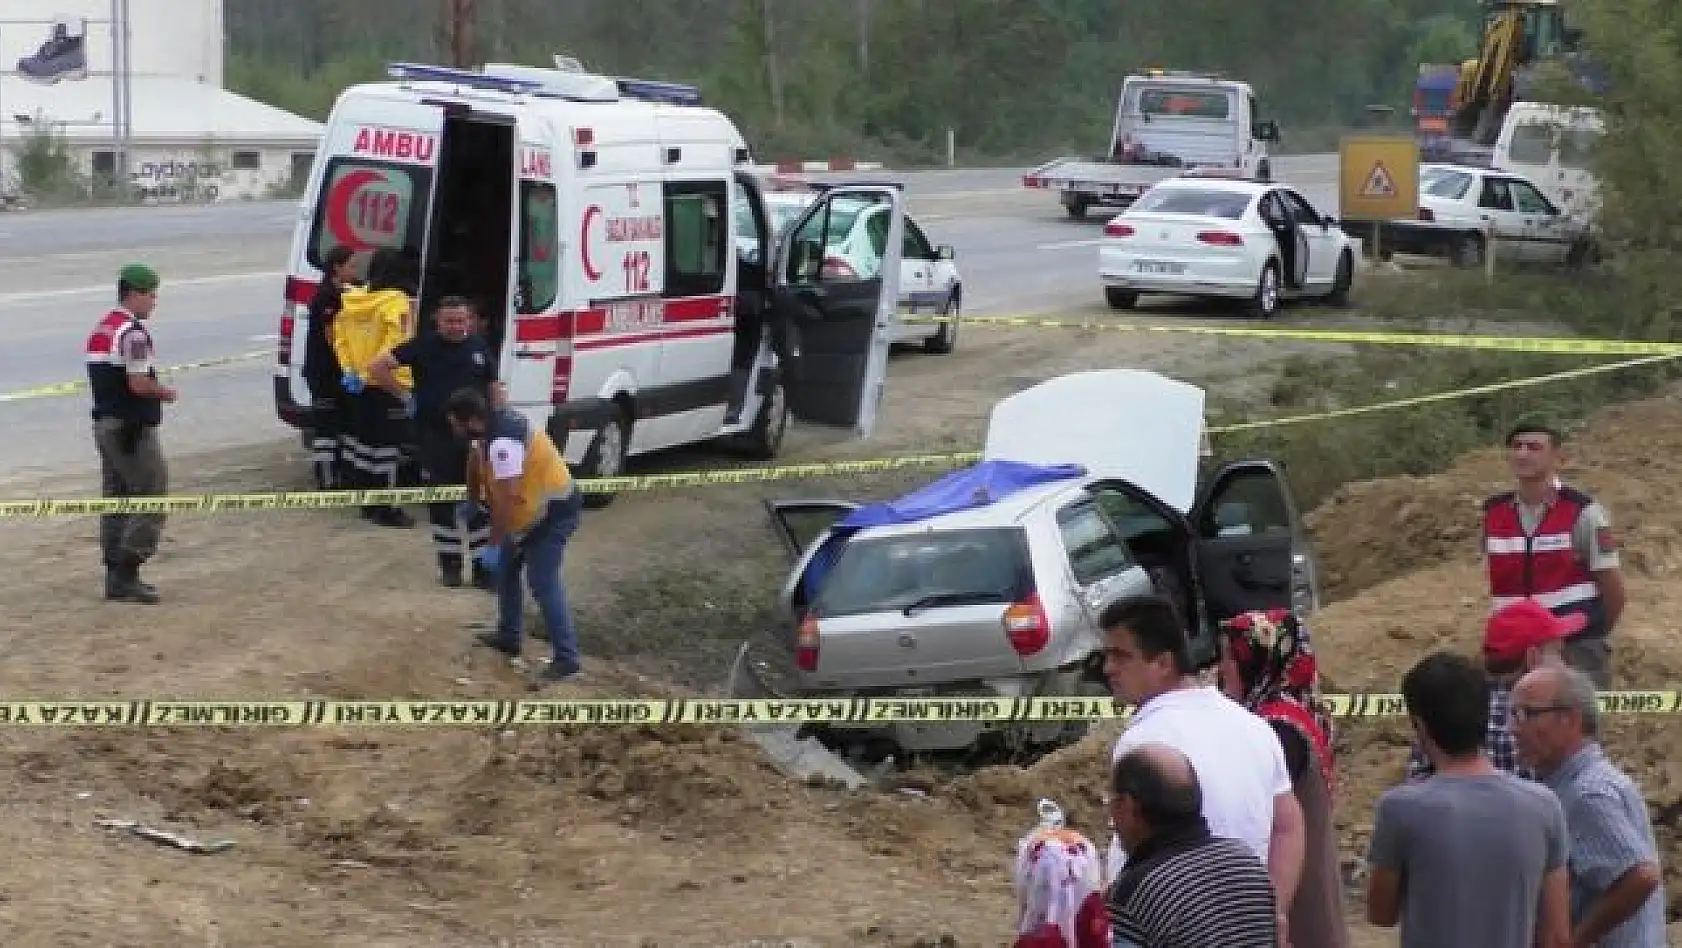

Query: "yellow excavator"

xmin=1448 ymin=0 xmax=1605 ymax=149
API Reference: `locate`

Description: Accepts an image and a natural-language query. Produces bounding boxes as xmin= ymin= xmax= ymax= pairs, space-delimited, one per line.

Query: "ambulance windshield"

xmin=307 ymin=157 xmax=435 ymax=272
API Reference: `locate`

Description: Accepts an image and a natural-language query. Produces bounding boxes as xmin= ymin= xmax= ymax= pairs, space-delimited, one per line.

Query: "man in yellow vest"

xmin=444 ymin=387 xmax=583 ymax=684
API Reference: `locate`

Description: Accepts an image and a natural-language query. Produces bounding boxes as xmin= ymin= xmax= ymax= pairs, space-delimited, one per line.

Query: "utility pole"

xmin=760 ymin=0 xmax=783 ymax=128
xmin=440 ymin=0 xmax=478 ymax=69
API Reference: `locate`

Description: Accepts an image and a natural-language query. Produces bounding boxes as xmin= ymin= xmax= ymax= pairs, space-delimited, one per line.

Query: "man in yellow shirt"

xmin=445 ymin=386 xmax=584 ymax=685
xmin=331 ymin=248 xmax=417 ymax=527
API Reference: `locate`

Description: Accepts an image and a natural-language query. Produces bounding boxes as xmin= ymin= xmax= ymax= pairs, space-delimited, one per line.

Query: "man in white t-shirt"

xmin=1100 ymin=596 xmax=1305 ymax=931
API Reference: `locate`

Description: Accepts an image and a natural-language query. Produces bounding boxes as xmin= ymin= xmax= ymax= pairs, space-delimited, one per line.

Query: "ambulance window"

xmin=518 ymin=181 xmax=558 ymax=313
xmin=664 ymin=180 xmax=728 ymax=298
xmin=306 ymin=158 xmax=432 ymax=271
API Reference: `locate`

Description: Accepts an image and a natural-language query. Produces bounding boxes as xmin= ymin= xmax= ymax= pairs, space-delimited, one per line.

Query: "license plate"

xmin=1134 ymin=260 xmax=1186 ymax=274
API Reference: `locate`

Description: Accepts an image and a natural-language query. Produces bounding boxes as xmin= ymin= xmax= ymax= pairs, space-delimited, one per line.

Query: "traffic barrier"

xmin=0 ymin=350 xmax=269 ymax=404
xmin=2 ymin=354 xmax=1667 ymax=518
xmin=903 ymin=314 xmax=1682 ymax=357
xmin=0 ymin=691 xmax=1677 ymax=727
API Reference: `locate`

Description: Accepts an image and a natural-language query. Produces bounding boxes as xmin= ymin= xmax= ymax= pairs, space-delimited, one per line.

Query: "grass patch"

xmin=1211 ymin=266 xmax=1682 ymax=509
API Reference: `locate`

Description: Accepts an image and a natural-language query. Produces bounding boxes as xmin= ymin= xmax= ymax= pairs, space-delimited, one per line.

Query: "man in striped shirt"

xmin=1105 ymin=743 xmax=1280 ymax=948
xmin=1513 ymin=665 xmax=1666 ymax=947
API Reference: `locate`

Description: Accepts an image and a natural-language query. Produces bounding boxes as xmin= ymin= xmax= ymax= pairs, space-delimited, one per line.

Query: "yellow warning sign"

xmin=1339 ymin=136 xmax=1418 ymax=221
xmin=1360 ymin=162 xmax=1398 ymax=198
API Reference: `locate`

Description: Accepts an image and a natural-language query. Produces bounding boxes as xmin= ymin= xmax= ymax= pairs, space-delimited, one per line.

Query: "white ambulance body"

xmin=274 ymin=60 xmax=905 ymax=504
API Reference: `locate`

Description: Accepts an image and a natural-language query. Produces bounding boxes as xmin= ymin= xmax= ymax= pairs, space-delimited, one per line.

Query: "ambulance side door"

xmin=769 ymin=185 xmax=905 ymax=437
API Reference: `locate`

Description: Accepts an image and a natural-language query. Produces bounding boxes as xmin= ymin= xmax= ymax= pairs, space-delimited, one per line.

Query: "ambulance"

xmin=273 ymin=58 xmax=906 ymax=506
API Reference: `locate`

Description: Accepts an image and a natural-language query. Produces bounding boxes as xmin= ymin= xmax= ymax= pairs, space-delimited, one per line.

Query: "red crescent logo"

xmin=324 ymin=168 xmax=388 ymax=250
xmin=580 ymin=204 xmax=602 ymax=281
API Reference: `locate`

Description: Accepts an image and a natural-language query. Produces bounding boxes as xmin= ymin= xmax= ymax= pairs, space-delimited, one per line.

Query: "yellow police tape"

xmin=0 ymin=350 xmax=269 ymax=404
xmin=0 ymin=692 xmax=1676 ymax=727
xmin=3 ymin=353 xmax=1671 ymax=518
xmin=905 ymin=314 xmax=1682 ymax=357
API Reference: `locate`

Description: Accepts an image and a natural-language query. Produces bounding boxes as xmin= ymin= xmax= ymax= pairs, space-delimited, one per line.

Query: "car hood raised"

xmin=982 ymin=368 xmax=1206 ymax=513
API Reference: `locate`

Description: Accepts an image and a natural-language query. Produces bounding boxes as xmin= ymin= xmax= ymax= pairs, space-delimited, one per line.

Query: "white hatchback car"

xmin=1380 ymin=163 xmax=1598 ymax=268
xmin=1099 ymin=175 xmax=1358 ymax=317
xmin=735 ymin=183 xmax=964 ymax=353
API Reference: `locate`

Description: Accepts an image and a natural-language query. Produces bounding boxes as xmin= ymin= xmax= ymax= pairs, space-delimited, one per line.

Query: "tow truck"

xmin=1022 ymin=69 xmax=1281 ymax=220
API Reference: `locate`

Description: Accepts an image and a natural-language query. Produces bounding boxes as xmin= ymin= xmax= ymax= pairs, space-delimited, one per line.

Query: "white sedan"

xmin=1380 ymin=163 xmax=1598 ymax=268
xmin=1099 ymin=175 xmax=1358 ymax=317
xmin=735 ymin=183 xmax=964 ymax=353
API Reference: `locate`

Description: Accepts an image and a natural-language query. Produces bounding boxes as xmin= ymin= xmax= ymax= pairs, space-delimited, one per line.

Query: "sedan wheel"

xmin=1246 ymin=263 xmax=1281 ymax=318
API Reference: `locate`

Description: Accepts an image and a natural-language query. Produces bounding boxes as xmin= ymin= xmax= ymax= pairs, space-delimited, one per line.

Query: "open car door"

xmin=765 ymin=499 xmax=859 ymax=560
xmin=769 ymin=184 xmax=906 ymax=438
xmin=1190 ymin=458 xmax=1319 ymax=628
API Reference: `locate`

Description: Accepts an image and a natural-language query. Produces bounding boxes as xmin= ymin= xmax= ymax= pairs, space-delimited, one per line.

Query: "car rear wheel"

xmin=1105 ymin=287 xmax=1139 ymax=310
xmin=1245 ymin=262 xmax=1282 ymax=319
xmin=1324 ymin=251 xmax=1354 ymax=307
xmin=739 ymin=375 xmax=789 ymax=460
xmin=1450 ymin=232 xmax=1485 ymax=268
xmin=923 ymin=292 xmax=959 ymax=354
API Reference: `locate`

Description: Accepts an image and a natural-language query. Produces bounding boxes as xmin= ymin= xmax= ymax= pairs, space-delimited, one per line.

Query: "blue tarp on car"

xmin=800 ymin=460 xmax=1087 ymax=604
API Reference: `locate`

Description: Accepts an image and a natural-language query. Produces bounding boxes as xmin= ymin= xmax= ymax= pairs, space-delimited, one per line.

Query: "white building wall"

xmin=74 ymin=140 xmax=315 ymax=201
xmin=1 ymin=0 xmax=222 ymax=85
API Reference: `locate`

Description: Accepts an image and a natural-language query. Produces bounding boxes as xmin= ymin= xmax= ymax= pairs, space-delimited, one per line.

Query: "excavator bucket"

xmin=723 ymin=642 xmax=871 ymax=790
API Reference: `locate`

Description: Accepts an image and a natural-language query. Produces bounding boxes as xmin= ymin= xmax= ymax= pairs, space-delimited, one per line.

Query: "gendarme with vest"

xmin=1482 ymin=486 xmax=1609 ymax=639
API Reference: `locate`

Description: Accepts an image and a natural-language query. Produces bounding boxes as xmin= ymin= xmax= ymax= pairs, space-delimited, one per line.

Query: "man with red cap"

xmin=1405 ymin=598 xmax=1576 ymax=781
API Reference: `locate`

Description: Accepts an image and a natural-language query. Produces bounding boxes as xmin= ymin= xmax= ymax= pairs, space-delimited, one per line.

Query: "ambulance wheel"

xmin=579 ymin=406 xmax=630 ymax=510
xmin=740 ymin=376 xmax=789 ymax=461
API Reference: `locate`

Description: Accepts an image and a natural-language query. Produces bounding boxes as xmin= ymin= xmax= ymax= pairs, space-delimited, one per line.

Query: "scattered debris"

xmin=95 ymin=818 xmax=235 ymax=854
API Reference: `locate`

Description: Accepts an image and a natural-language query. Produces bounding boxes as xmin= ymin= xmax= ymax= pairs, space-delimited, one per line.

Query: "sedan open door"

xmin=769 ymin=184 xmax=906 ymax=439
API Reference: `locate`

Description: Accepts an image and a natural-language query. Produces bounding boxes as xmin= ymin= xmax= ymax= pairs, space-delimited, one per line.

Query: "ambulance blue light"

xmin=616 ymin=78 xmax=703 ymax=106
xmin=386 ymin=62 xmax=542 ymax=94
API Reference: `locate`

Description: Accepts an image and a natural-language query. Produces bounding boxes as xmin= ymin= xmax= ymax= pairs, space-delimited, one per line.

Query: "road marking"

xmin=0 ymin=270 xmax=284 ymax=305
xmin=249 ymin=333 xmax=279 ymax=343
xmin=1036 ymin=238 xmax=1103 ymax=251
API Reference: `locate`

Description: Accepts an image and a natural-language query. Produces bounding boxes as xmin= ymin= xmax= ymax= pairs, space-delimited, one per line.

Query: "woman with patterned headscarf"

xmin=1218 ymin=608 xmax=1350 ymax=948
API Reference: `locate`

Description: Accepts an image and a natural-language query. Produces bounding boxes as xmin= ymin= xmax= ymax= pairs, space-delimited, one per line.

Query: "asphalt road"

xmin=0 ymin=154 xmax=1340 ymax=492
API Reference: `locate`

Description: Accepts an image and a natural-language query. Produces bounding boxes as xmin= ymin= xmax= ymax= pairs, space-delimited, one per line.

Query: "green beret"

xmin=118 ymin=263 xmax=159 ymax=292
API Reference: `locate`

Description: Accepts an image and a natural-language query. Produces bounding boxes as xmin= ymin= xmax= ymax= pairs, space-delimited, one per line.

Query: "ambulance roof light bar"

xmin=386 ymin=62 xmax=542 ymax=95
xmin=615 ymin=78 xmax=703 ymax=106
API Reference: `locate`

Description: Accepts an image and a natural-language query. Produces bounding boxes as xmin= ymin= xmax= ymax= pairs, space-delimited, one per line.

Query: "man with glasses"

xmin=1513 ymin=665 xmax=1666 ymax=947
xmin=84 ymin=263 xmax=176 ymax=603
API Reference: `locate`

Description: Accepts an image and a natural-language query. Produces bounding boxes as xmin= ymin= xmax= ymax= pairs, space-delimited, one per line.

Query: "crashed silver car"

xmin=729 ymin=368 xmax=1322 ymax=762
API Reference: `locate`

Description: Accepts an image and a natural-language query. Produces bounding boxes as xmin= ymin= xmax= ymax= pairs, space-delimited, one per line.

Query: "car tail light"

xmin=276 ymin=310 xmax=295 ymax=367
xmin=1003 ymin=593 xmax=1051 ymax=657
xmin=795 ymin=613 xmax=821 ymax=672
xmin=819 ymin=255 xmax=857 ymax=280
xmin=1104 ymin=222 xmax=1134 ymax=238
xmin=1022 ymin=174 xmax=1042 ymax=188
xmin=1417 ymin=207 xmax=1435 ymax=221
xmin=1196 ymin=230 xmax=1244 ymax=246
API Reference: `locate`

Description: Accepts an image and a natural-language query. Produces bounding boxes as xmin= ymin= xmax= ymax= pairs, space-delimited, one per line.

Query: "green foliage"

xmin=8 ymin=118 xmax=86 ymax=204
xmin=223 ymin=0 xmax=1489 ymax=163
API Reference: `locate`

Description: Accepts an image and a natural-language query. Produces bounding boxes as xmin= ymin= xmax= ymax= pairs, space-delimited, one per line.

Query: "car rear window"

xmin=1130 ymin=187 xmax=1252 ymax=219
xmin=1423 ymin=170 xmax=1474 ymax=200
xmin=813 ymin=527 xmax=1033 ymax=618
xmin=306 ymin=157 xmax=433 ymax=271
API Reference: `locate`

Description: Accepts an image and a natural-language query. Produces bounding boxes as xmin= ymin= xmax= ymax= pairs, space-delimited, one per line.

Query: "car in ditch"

xmin=726 ymin=368 xmax=1323 ymax=764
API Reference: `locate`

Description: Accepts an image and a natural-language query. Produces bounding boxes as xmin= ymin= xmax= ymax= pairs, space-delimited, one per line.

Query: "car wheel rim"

xmin=945 ymin=304 xmax=959 ymax=342
xmin=1262 ymin=270 xmax=1278 ymax=312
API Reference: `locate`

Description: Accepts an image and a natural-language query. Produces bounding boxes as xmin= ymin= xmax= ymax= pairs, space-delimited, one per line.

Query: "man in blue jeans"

xmin=443 ymin=387 xmax=583 ymax=685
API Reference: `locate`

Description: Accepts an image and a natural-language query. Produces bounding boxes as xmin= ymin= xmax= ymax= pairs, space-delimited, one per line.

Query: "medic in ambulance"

xmin=274 ymin=58 xmax=907 ymax=508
